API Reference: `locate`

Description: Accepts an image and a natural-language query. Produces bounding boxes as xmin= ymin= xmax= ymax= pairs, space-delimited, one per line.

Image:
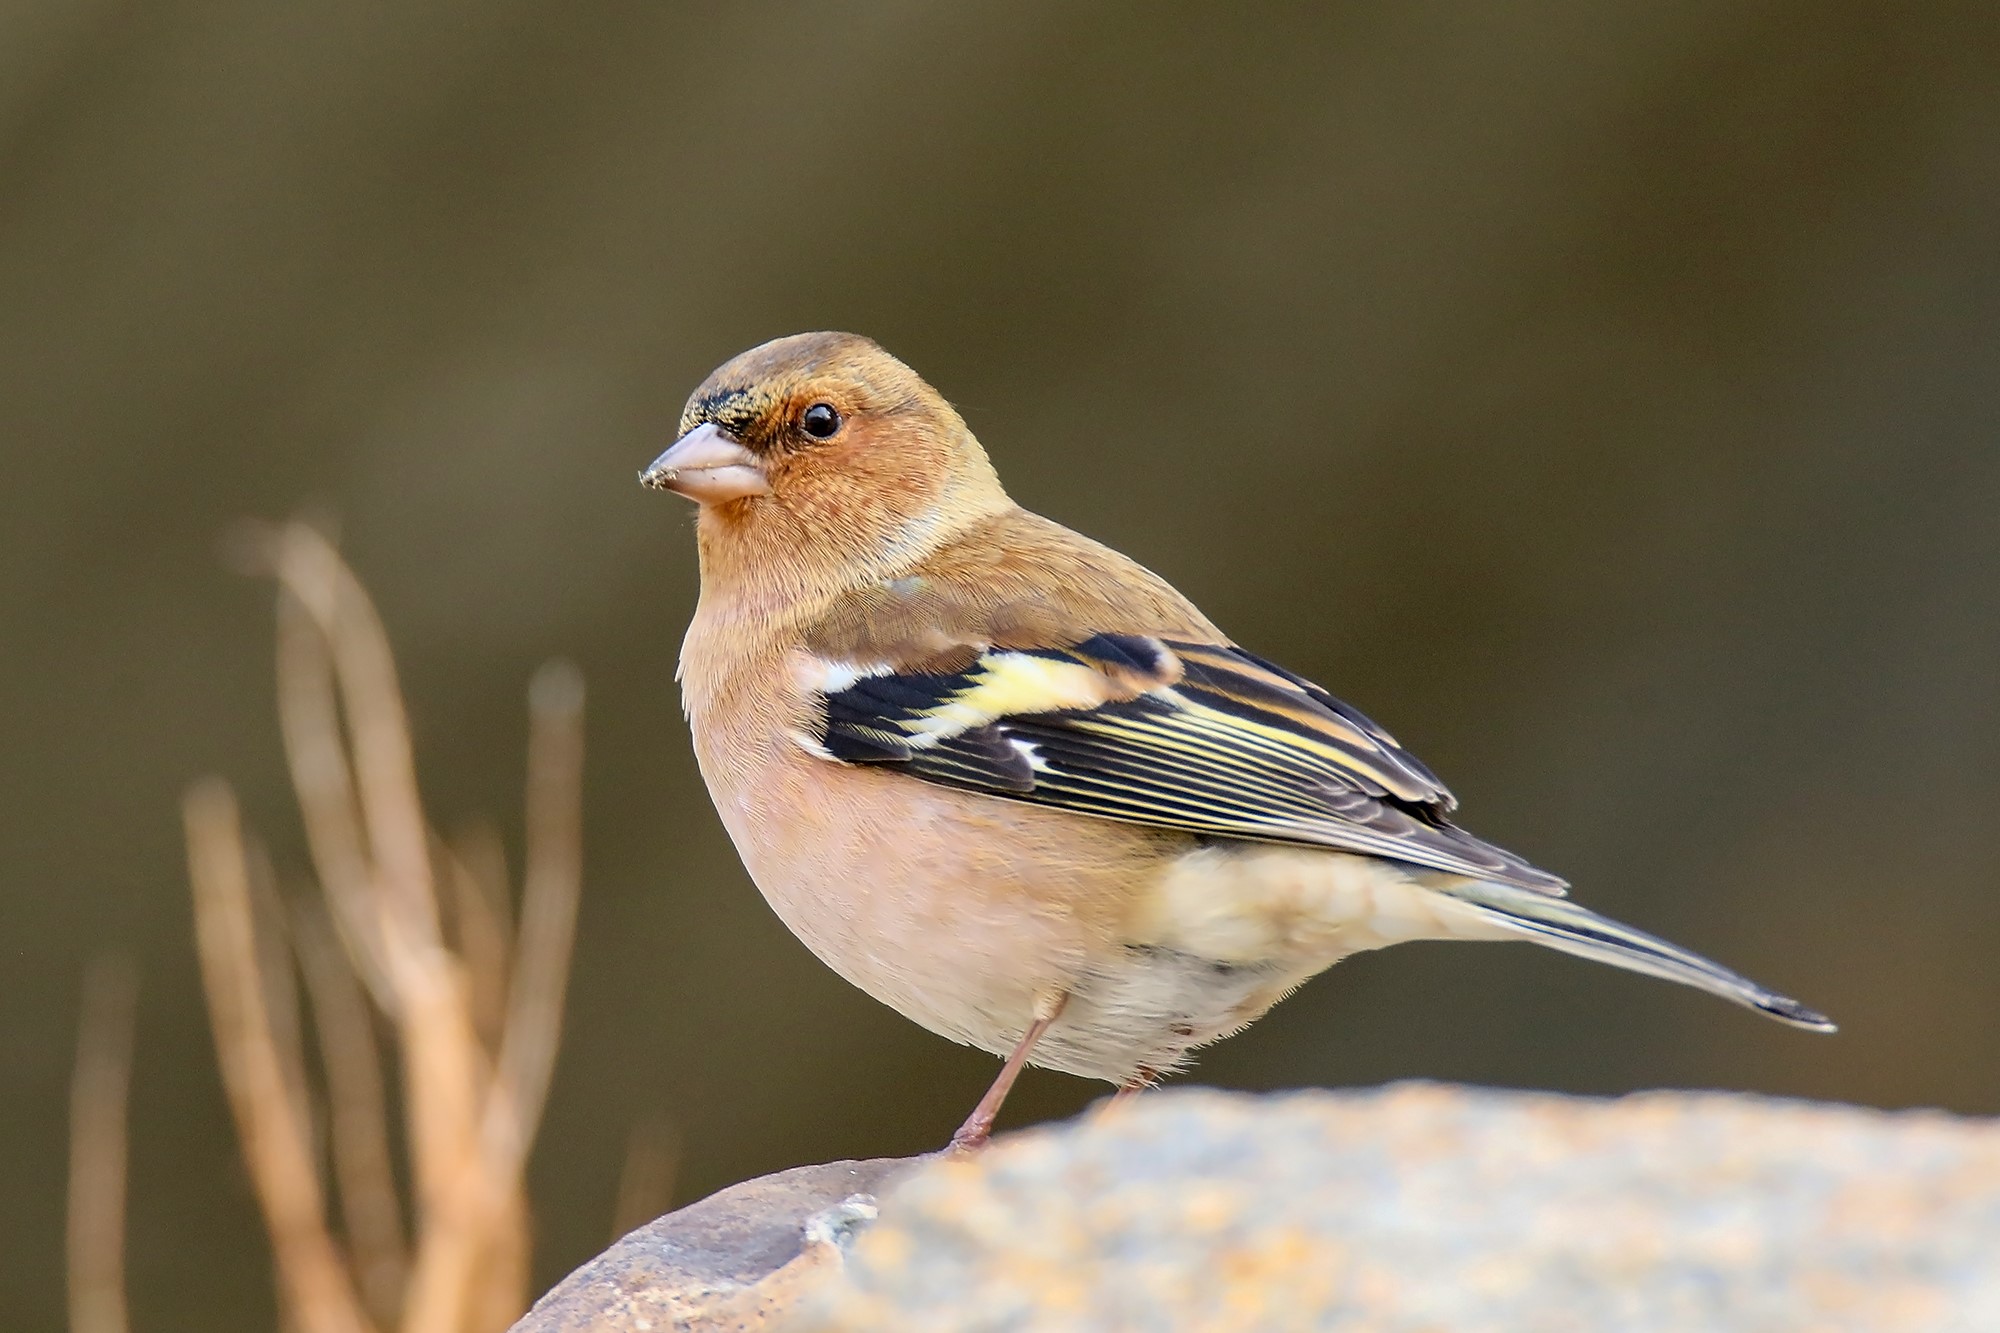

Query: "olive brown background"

xmin=4 ymin=2 xmax=1996 ymax=1327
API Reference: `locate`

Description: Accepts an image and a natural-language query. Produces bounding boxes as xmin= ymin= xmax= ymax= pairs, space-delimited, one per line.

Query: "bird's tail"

xmin=1436 ymin=879 xmax=1836 ymax=1031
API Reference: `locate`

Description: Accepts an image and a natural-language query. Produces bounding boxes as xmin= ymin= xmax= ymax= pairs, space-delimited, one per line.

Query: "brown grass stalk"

xmin=291 ymin=900 xmax=408 ymax=1326
xmin=164 ymin=518 xmax=589 ymax=1332
xmin=442 ymin=824 xmax=513 ymax=1053
xmin=186 ymin=780 xmax=378 ymax=1333
xmin=274 ymin=588 xmax=395 ymax=1011
xmin=67 ymin=957 xmax=138 ymax=1333
xmin=609 ymin=1118 xmax=682 ymax=1244
xmin=400 ymin=662 xmax=584 ymax=1333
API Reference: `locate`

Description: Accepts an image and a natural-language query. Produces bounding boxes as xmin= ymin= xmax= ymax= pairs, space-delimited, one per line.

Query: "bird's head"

xmin=643 ymin=333 xmax=1010 ymax=591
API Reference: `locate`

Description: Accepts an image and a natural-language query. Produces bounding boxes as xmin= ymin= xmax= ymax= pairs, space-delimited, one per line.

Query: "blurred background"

xmin=4 ymin=1 xmax=1997 ymax=1326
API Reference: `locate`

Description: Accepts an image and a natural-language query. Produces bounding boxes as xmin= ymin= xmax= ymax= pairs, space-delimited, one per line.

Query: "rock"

xmin=512 ymin=1157 xmax=913 ymax=1332
xmin=519 ymin=1084 xmax=2000 ymax=1332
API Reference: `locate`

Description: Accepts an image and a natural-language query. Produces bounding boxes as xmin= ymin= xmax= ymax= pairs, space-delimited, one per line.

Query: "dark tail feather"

xmin=1441 ymin=880 xmax=1836 ymax=1032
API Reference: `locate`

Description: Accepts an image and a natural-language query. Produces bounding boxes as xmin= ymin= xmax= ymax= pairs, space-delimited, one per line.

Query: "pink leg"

xmin=947 ymin=994 xmax=1068 ymax=1153
xmin=1110 ymin=1065 xmax=1158 ymax=1105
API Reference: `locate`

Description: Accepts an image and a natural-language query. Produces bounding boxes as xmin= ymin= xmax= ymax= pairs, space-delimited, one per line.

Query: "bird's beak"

xmin=640 ymin=424 xmax=771 ymax=503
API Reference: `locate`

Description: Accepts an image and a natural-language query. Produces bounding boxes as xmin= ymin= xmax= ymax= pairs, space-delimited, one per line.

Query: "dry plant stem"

xmin=195 ymin=519 xmax=583 ymax=1333
xmin=465 ymin=1192 xmax=531 ymax=1333
xmin=270 ymin=525 xmax=441 ymax=956
xmin=293 ymin=901 xmax=410 ymax=1327
xmin=247 ymin=839 xmax=317 ymax=1163
xmin=432 ymin=820 xmax=522 ymax=1311
xmin=443 ymin=823 xmax=513 ymax=1051
xmin=610 ymin=1119 xmax=683 ymax=1242
xmin=496 ymin=661 xmax=586 ymax=1155
xmin=402 ymin=663 xmax=585 ymax=1333
xmin=186 ymin=780 xmax=378 ymax=1333
xmin=266 ymin=525 xmax=487 ymax=1282
xmin=68 ymin=957 xmax=137 ymax=1333
xmin=277 ymin=588 xmax=396 ymax=1012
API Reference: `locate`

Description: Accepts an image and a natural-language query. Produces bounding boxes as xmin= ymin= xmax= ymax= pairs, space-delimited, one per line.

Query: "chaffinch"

xmin=643 ymin=332 xmax=1831 ymax=1150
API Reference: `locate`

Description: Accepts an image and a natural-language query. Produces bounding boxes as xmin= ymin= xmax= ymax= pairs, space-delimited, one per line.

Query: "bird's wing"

xmin=796 ymin=627 xmax=1567 ymax=894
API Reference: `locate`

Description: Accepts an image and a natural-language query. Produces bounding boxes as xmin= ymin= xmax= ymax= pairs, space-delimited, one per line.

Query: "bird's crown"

xmin=678 ymin=331 xmax=940 ymax=455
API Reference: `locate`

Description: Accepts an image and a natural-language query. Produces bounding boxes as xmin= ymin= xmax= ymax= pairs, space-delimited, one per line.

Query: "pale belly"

xmin=691 ymin=722 xmax=1483 ymax=1083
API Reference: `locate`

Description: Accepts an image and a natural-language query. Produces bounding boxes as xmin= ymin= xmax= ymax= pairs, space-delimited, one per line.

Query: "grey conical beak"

xmin=640 ymin=424 xmax=771 ymax=503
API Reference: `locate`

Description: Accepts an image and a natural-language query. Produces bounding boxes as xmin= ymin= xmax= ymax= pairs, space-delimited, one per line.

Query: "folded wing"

xmin=802 ymin=631 xmax=1567 ymax=894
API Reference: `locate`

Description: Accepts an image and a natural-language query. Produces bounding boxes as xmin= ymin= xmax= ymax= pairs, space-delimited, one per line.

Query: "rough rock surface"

xmin=516 ymin=1084 xmax=2000 ymax=1332
xmin=514 ymin=1157 xmax=912 ymax=1332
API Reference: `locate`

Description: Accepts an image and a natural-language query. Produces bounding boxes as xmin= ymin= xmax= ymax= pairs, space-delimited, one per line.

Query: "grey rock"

xmin=512 ymin=1157 xmax=913 ymax=1332
xmin=522 ymin=1084 xmax=2000 ymax=1332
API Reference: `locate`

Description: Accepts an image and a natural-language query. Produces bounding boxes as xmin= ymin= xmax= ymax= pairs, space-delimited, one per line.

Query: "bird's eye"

xmin=800 ymin=402 xmax=842 ymax=439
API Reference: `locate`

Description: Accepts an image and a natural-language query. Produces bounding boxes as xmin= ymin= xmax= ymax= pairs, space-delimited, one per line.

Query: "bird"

xmin=642 ymin=331 xmax=1833 ymax=1151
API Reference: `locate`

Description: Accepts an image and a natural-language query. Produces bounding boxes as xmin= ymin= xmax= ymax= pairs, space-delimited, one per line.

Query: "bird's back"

xmin=799 ymin=506 xmax=1228 ymax=668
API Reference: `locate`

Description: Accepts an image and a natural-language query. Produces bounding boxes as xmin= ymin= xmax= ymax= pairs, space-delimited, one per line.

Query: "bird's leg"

xmin=946 ymin=992 xmax=1067 ymax=1154
xmin=1102 ymin=1063 xmax=1160 ymax=1117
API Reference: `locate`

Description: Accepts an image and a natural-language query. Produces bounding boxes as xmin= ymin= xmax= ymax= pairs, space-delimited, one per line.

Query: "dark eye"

xmin=800 ymin=402 xmax=842 ymax=439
